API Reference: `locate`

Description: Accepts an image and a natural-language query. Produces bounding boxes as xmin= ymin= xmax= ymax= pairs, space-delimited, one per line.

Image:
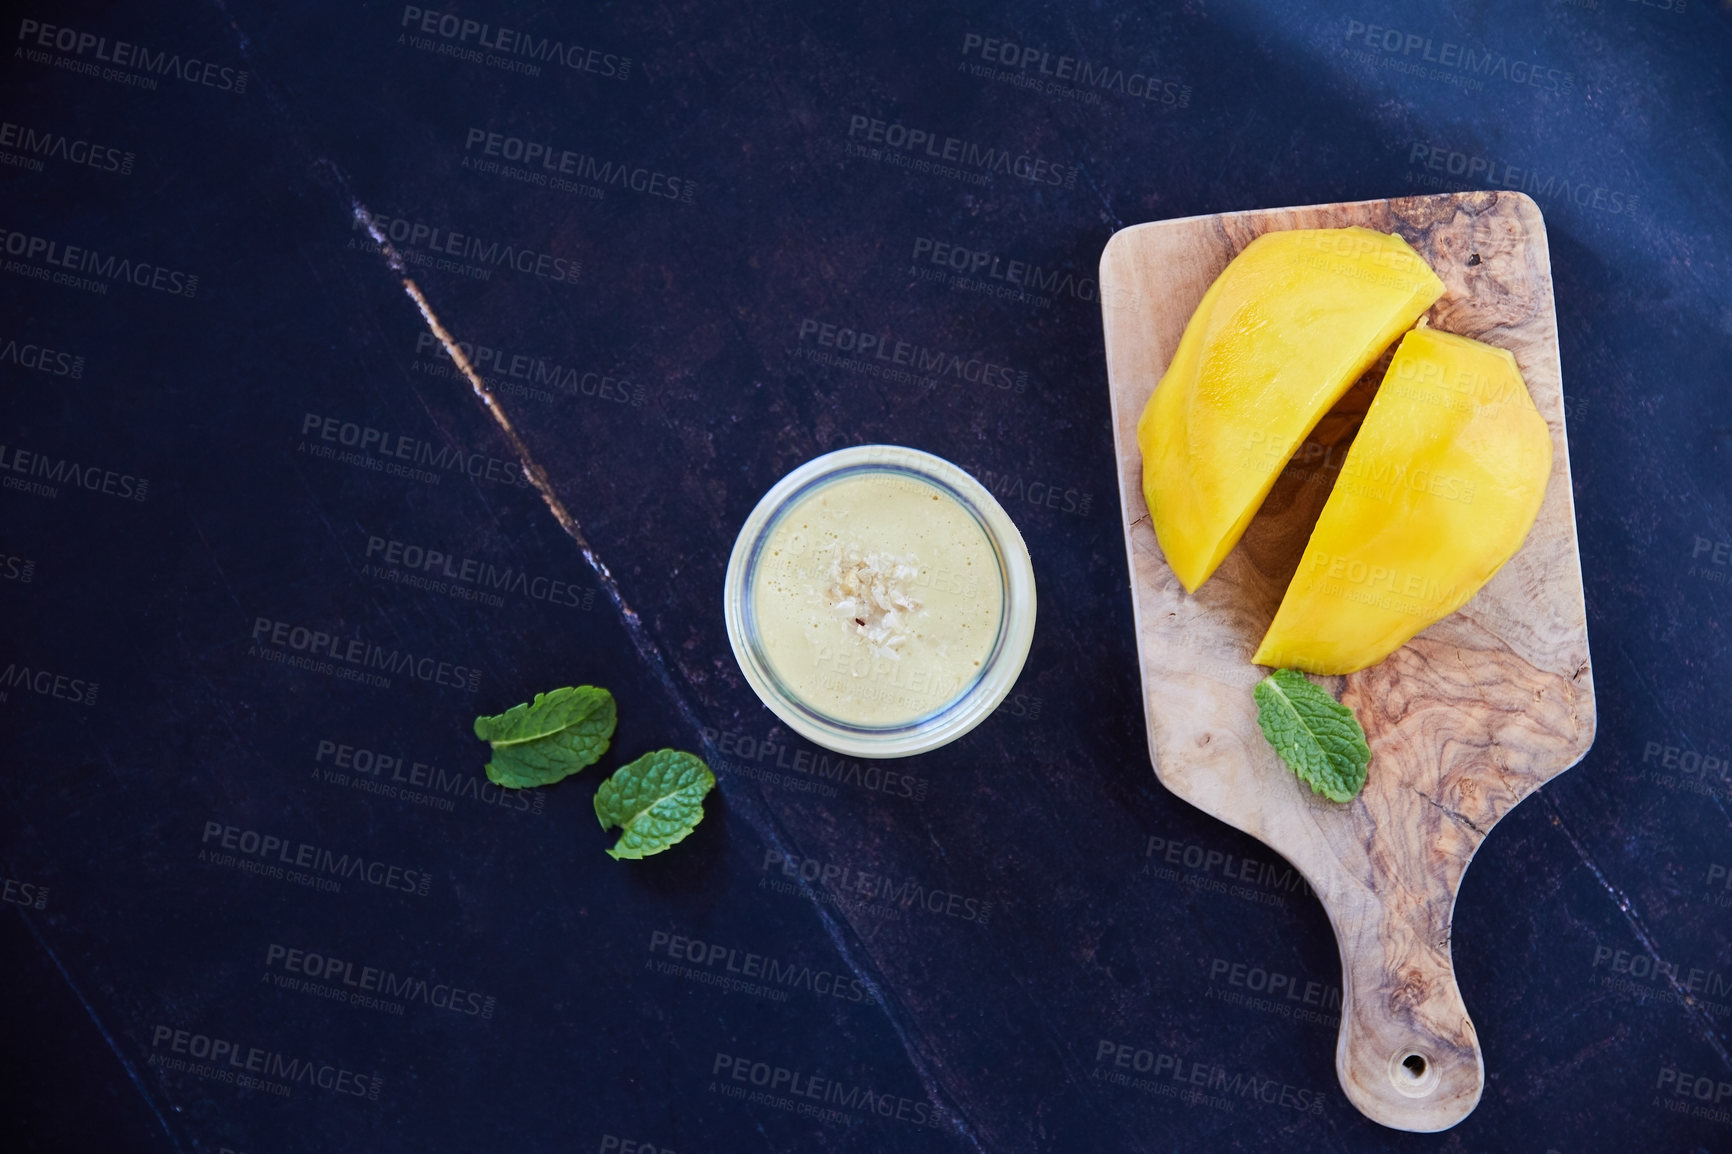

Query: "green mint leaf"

xmin=473 ymin=686 xmax=617 ymax=788
xmin=1252 ymin=669 xmax=1371 ymax=803
xmin=593 ymin=750 xmax=715 ymax=860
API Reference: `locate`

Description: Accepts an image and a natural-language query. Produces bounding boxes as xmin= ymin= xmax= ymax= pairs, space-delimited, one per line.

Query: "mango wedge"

xmin=1138 ymin=228 xmax=1444 ymax=591
xmin=1253 ymin=328 xmax=1552 ymax=675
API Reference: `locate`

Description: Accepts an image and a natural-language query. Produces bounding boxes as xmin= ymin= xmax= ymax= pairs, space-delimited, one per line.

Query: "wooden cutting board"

xmin=1098 ymin=192 xmax=1595 ymax=1132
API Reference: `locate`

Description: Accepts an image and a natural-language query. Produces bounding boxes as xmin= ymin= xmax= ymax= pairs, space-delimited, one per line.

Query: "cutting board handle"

xmin=1328 ymin=873 xmax=1483 ymax=1130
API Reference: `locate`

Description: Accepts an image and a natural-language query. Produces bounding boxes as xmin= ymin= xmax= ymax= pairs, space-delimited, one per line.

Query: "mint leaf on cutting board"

xmin=594 ymin=750 xmax=715 ymax=860
xmin=1252 ymin=668 xmax=1371 ymax=803
xmin=473 ymin=685 xmax=617 ymax=788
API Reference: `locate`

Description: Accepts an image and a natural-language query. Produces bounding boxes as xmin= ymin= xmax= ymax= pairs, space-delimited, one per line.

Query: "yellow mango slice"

xmin=1253 ymin=328 xmax=1552 ymax=674
xmin=1138 ymin=227 xmax=1444 ymax=591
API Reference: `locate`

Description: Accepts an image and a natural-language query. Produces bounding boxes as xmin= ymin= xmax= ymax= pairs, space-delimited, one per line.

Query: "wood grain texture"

xmin=1098 ymin=192 xmax=1595 ymax=1132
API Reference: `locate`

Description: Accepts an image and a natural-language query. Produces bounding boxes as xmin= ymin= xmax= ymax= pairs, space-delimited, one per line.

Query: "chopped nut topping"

xmin=826 ymin=544 xmax=921 ymax=658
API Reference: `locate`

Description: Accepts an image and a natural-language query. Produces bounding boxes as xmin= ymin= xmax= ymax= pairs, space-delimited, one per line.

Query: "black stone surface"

xmin=2 ymin=2 xmax=1729 ymax=1151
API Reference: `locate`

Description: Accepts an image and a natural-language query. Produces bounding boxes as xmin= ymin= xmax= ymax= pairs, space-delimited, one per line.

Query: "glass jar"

xmin=724 ymin=444 xmax=1037 ymax=758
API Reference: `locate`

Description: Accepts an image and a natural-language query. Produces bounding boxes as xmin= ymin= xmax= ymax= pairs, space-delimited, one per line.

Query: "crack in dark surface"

xmin=1615 ymin=641 xmax=1732 ymax=830
xmin=169 ymin=6 xmax=995 ymax=1144
xmin=15 ymin=908 xmax=184 ymax=1151
xmin=345 ymin=198 xmax=989 ymax=1152
xmin=1543 ymin=793 xmax=1732 ymax=1073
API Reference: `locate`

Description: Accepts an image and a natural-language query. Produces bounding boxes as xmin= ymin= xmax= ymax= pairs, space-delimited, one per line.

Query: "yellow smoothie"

xmin=751 ymin=471 xmax=1002 ymax=727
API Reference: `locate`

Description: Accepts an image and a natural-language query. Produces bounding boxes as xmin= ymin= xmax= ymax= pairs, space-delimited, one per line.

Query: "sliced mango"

xmin=1138 ymin=227 xmax=1444 ymax=591
xmin=1253 ymin=328 xmax=1552 ymax=675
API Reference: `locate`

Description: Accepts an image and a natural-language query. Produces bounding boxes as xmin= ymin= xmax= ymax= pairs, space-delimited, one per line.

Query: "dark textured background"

xmin=3 ymin=1 xmax=1729 ymax=1151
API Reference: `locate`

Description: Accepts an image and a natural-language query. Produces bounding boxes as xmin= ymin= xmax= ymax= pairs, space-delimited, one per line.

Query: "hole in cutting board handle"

xmin=1388 ymin=1049 xmax=1440 ymax=1098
